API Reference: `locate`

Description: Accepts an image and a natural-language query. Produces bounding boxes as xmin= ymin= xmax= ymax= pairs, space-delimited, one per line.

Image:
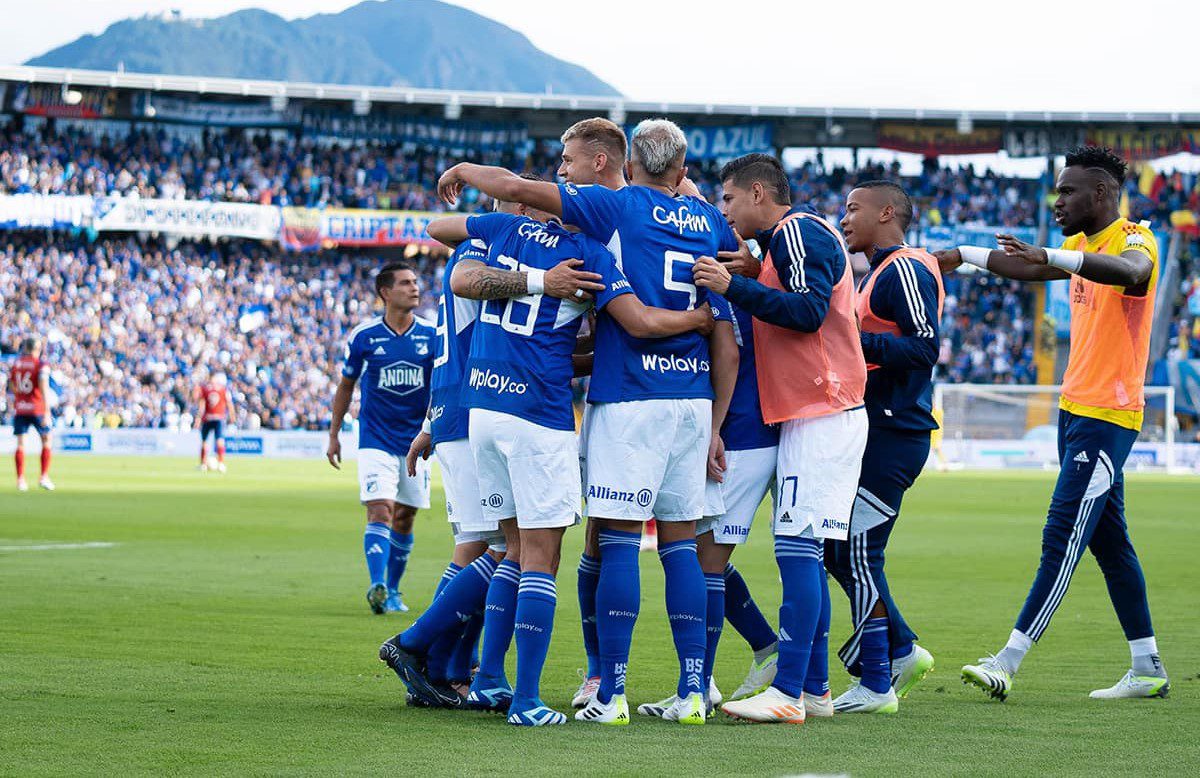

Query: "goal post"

xmin=933 ymin=383 xmax=1180 ymax=473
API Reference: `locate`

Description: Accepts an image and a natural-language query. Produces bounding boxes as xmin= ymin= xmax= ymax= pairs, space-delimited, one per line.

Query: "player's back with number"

xmin=558 ymin=183 xmax=737 ymax=402
xmin=9 ymin=355 xmax=46 ymax=417
xmin=463 ymin=213 xmax=628 ymax=429
xmin=430 ymin=239 xmax=487 ymax=446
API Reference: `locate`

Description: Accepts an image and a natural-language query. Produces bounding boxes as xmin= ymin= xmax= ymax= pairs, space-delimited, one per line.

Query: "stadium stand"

xmin=5 ymin=119 xmax=1198 ymax=431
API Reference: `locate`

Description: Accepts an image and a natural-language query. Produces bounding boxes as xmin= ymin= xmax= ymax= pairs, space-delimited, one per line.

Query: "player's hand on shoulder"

xmin=996 ymin=233 xmax=1047 ymax=265
xmin=717 ymin=233 xmax=761 ymax=279
xmin=692 ymin=256 xmax=732 ymax=294
xmin=406 ymin=430 xmax=432 ymax=477
xmin=933 ymin=248 xmax=964 ymax=273
xmin=326 ymin=434 xmax=342 ymax=469
xmin=544 ymin=258 xmax=605 ymax=301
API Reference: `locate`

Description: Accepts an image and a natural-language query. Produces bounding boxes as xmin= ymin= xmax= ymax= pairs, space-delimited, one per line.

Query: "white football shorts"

xmin=699 ymin=445 xmax=778 ymax=545
xmin=469 ymin=408 xmax=581 ymax=530
xmin=435 ymin=437 xmax=501 ymax=542
xmin=358 ymin=447 xmax=431 ymax=509
xmin=585 ymin=398 xmax=711 ymax=523
xmin=773 ymin=407 xmax=868 ymax=541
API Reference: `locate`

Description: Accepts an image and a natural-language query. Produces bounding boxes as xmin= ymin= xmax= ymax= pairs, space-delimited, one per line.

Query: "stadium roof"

xmin=3 ymin=65 xmax=1197 ymax=154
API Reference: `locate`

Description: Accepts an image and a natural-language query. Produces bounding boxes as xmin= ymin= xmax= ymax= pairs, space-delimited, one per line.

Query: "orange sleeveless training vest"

xmin=856 ymin=247 xmax=945 ymax=371
xmin=1059 ymin=221 xmax=1157 ymax=412
xmin=753 ymin=211 xmax=866 ymax=424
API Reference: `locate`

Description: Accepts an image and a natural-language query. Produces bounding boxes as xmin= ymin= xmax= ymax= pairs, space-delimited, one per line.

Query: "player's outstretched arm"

xmin=995 ymin=233 xmax=1153 ymax=288
xmin=327 ymin=375 xmax=356 ymax=469
xmin=936 ymin=245 xmax=1067 ymax=282
xmin=426 ymin=216 xmax=470 ymax=248
xmin=451 ymin=258 xmax=604 ymax=301
xmin=604 ymin=296 xmax=714 ymax=339
xmin=437 ymin=163 xmax=563 ymax=216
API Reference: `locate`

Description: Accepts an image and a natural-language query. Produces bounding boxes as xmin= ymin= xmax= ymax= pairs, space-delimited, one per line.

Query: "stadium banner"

xmin=9 ymin=83 xmax=118 ymax=119
xmin=302 ymin=110 xmax=528 ymax=151
xmin=935 ymin=439 xmax=1200 ymax=472
xmin=132 ymin=94 xmax=300 ymax=127
xmin=1004 ymin=128 xmax=1086 ymax=158
xmin=0 ymin=194 xmax=93 ymax=229
xmin=0 ymin=428 xmax=362 ymax=460
xmin=876 ymin=123 xmax=1002 ymax=155
xmin=279 ymin=207 xmax=439 ymax=249
xmin=1086 ymin=128 xmax=1200 ymax=161
xmin=917 ymin=224 xmax=1037 ymax=253
xmin=683 ymin=123 xmax=773 ymax=160
xmin=92 ymin=197 xmax=282 ymax=240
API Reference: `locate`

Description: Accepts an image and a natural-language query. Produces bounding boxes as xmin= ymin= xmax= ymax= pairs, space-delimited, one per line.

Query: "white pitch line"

xmin=0 ymin=542 xmax=118 ymax=552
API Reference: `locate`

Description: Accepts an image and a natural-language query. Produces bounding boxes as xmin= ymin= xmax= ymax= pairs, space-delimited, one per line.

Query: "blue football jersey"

xmin=430 ymin=239 xmax=487 ymax=445
xmin=557 ymin=183 xmax=739 ymax=403
xmin=462 ymin=213 xmax=631 ymax=430
xmin=343 ymin=316 xmax=436 ymax=456
xmin=721 ymin=301 xmax=779 ymax=451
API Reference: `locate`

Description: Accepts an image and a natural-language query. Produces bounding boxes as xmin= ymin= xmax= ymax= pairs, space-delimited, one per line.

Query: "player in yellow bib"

xmin=936 ymin=146 xmax=1169 ymax=701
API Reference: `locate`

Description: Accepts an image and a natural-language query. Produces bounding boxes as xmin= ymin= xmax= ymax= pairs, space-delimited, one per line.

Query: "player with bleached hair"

xmin=437 ymin=118 xmax=740 ymax=725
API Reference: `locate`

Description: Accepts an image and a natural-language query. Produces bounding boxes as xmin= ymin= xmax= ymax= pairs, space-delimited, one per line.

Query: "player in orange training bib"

xmin=938 ymin=146 xmax=1168 ymax=702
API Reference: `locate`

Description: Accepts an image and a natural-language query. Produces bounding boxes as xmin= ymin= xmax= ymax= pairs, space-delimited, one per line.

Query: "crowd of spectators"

xmin=0 ymin=229 xmax=1035 ymax=431
xmin=0 ymin=234 xmax=444 ymax=430
xmin=0 ymin=119 xmax=1082 ymax=429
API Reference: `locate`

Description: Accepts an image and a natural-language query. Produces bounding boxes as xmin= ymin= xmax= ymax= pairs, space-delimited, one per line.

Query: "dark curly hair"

xmin=1064 ymin=146 xmax=1127 ymax=184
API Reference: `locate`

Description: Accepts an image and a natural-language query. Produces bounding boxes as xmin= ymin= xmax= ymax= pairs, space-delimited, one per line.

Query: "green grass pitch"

xmin=2 ymin=456 xmax=1198 ymax=776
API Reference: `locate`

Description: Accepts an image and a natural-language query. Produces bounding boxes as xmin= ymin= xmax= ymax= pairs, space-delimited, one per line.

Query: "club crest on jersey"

xmin=415 ymin=341 xmax=429 ymax=356
xmin=652 ymin=204 xmax=712 ymax=236
xmin=377 ymin=360 xmax=424 ymax=396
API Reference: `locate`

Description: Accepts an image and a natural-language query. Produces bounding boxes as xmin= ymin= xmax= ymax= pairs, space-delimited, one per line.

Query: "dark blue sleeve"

xmin=466 ymin=213 xmax=514 ymax=244
xmin=859 ymin=259 xmax=940 ymax=369
xmin=558 ymin=184 xmax=624 ymax=241
xmin=722 ymin=219 xmax=840 ymax=333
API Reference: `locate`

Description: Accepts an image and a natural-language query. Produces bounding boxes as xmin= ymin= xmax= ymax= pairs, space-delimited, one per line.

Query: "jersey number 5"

xmin=664 ymin=251 xmax=697 ymax=310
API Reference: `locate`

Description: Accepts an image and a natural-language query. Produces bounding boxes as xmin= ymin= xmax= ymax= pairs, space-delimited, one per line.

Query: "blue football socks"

xmin=595 ymin=529 xmax=641 ymax=703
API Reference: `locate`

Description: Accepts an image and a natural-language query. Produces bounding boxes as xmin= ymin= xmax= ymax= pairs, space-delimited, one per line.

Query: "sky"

xmin=3 ymin=0 xmax=1198 ymax=113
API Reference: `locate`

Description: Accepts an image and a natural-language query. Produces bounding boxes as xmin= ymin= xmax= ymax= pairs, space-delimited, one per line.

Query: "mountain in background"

xmin=24 ymin=0 xmax=619 ymax=96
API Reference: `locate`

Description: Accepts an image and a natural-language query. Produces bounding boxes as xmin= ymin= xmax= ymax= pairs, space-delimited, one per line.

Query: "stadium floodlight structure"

xmin=933 ymin=383 xmax=1182 ymax=474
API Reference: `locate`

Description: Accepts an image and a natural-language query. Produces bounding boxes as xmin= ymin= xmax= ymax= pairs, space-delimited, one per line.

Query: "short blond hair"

xmin=560 ymin=117 xmax=627 ymax=164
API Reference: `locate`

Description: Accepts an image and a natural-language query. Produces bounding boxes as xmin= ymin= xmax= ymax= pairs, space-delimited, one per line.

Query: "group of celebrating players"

xmin=326 ymin=117 xmax=1170 ymax=727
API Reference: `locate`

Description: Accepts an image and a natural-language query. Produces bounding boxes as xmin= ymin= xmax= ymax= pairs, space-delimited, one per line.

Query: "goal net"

xmin=933 ymin=383 xmax=1180 ymax=473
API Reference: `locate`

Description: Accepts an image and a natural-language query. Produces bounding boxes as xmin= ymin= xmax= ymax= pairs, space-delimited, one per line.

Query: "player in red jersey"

xmin=195 ymin=373 xmax=232 ymax=473
xmin=7 ymin=337 xmax=54 ymax=492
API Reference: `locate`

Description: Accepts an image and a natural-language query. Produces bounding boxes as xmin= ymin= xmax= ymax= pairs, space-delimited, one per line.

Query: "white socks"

xmin=995 ymin=629 xmax=1033 ymax=675
xmin=1130 ymin=636 xmax=1166 ymax=677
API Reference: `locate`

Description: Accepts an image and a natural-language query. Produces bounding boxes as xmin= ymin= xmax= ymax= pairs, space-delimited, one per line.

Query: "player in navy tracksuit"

xmin=826 ymin=182 xmax=941 ymax=713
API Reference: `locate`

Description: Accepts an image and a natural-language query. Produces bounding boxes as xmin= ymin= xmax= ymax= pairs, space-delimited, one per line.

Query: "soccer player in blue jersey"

xmin=389 ymin=207 xmax=713 ymax=726
xmin=327 ymin=262 xmax=435 ymax=615
xmin=438 ymin=118 xmax=740 ymax=725
xmin=824 ymin=181 xmax=940 ymax=713
xmin=388 ymin=188 xmax=610 ymax=708
xmin=553 ymin=117 xmax=632 ymax=709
